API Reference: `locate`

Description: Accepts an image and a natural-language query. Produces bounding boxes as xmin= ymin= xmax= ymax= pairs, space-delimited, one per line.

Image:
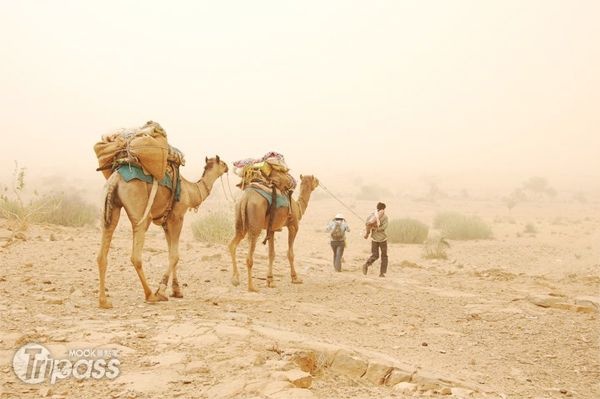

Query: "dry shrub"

xmin=387 ymin=218 xmax=429 ymax=244
xmin=0 ymin=196 xmax=24 ymax=219
xmin=191 ymin=211 xmax=234 ymax=244
xmin=433 ymin=211 xmax=492 ymax=240
xmin=1 ymin=163 xmax=97 ymax=229
xmin=422 ymin=235 xmax=450 ymax=259
xmin=32 ymin=193 xmax=97 ymax=227
xmin=524 ymin=223 xmax=537 ymax=234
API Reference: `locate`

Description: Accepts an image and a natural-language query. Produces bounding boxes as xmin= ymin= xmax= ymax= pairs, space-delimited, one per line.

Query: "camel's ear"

xmin=205 ymin=156 xmax=208 ymax=163
xmin=216 ymin=155 xmax=220 ymax=163
xmin=300 ymin=174 xmax=303 ymax=180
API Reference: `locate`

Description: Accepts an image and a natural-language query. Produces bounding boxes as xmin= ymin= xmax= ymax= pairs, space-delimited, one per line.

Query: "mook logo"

xmin=13 ymin=343 xmax=120 ymax=384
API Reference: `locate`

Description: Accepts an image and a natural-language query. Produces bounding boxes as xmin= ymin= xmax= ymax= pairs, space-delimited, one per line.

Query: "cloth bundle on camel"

xmin=93 ymin=121 xmax=185 ymax=180
xmin=233 ymin=151 xmax=296 ymax=193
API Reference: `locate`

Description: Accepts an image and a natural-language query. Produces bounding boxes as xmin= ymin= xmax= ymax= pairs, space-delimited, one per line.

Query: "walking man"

xmin=326 ymin=213 xmax=350 ymax=272
xmin=362 ymin=202 xmax=388 ymax=277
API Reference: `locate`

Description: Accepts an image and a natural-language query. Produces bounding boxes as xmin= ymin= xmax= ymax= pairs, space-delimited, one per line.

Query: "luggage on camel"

xmin=93 ymin=121 xmax=185 ymax=180
xmin=233 ymin=151 xmax=296 ymax=193
xmin=234 ymin=151 xmax=297 ymax=245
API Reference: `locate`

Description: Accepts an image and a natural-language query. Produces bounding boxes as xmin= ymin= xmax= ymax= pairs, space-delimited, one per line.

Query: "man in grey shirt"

xmin=326 ymin=213 xmax=350 ymax=272
xmin=362 ymin=202 xmax=388 ymax=277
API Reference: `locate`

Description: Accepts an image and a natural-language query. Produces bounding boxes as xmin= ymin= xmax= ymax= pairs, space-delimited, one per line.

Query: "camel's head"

xmin=203 ymin=155 xmax=229 ymax=177
xmin=299 ymin=174 xmax=319 ymax=191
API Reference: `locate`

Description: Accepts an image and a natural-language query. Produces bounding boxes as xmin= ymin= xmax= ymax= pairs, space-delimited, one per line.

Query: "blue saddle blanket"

xmin=248 ymin=187 xmax=289 ymax=208
xmin=117 ymin=164 xmax=181 ymax=201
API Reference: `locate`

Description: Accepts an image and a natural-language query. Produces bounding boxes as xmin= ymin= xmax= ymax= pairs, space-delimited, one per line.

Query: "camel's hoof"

xmin=170 ymin=291 xmax=183 ymax=298
xmin=146 ymin=293 xmax=163 ymax=304
xmin=266 ymin=277 xmax=276 ymax=288
xmin=248 ymin=286 xmax=259 ymax=293
xmin=154 ymin=291 xmax=169 ymax=302
xmin=291 ymin=277 xmax=303 ymax=284
xmin=99 ymin=298 xmax=113 ymax=309
xmin=231 ymin=276 xmax=240 ymax=287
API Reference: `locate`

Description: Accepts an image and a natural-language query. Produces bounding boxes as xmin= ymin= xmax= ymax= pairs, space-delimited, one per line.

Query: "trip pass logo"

xmin=13 ymin=343 xmax=120 ymax=384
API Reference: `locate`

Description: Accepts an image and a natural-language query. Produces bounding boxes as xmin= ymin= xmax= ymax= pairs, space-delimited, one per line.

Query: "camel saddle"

xmin=117 ymin=163 xmax=181 ymax=201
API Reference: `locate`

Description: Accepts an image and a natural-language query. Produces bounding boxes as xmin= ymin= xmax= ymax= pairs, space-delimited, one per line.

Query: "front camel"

xmin=96 ymin=156 xmax=228 ymax=308
xmin=228 ymin=175 xmax=319 ymax=292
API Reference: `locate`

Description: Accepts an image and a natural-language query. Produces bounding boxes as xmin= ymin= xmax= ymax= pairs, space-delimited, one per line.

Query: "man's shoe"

xmin=379 ymin=273 xmax=385 ymax=277
xmin=362 ymin=263 xmax=368 ymax=275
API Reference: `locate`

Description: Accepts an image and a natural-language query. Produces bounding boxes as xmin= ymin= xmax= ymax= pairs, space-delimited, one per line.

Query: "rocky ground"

xmin=0 ymin=196 xmax=598 ymax=398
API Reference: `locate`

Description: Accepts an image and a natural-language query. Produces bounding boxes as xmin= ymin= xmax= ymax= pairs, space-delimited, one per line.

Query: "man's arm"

xmin=377 ymin=217 xmax=388 ymax=232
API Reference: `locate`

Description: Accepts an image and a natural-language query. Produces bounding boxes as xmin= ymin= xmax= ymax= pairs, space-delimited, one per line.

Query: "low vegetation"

xmin=191 ymin=211 xmax=234 ymax=244
xmin=32 ymin=193 xmax=97 ymax=227
xmin=0 ymin=163 xmax=97 ymax=230
xmin=522 ymin=176 xmax=556 ymax=198
xmin=433 ymin=211 xmax=493 ymax=240
xmin=524 ymin=223 xmax=537 ymax=234
xmin=422 ymin=235 xmax=450 ymax=259
xmin=387 ymin=218 xmax=429 ymax=244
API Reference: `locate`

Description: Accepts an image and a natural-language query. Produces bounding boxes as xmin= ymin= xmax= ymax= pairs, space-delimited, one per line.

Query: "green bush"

xmin=433 ymin=211 xmax=493 ymax=240
xmin=191 ymin=211 xmax=234 ymax=244
xmin=387 ymin=218 xmax=429 ymax=244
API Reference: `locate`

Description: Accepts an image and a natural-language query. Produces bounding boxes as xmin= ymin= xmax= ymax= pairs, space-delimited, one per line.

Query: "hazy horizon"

xmin=1 ymin=1 xmax=599 ymax=193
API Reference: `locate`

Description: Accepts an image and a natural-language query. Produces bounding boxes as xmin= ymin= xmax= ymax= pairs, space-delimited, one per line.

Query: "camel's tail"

xmin=103 ymin=171 xmax=120 ymax=227
xmin=240 ymin=195 xmax=248 ymax=233
xmin=232 ymin=193 xmax=249 ymax=236
xmin=136 ymin=178 xmax=159 ymax=226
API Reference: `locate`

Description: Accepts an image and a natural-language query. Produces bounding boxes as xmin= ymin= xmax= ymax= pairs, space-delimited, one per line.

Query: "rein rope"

xmin=318 ymin=181 xmax=366 ymax=223
xmin=226 ymin=173 xmax=235 ymax=201
xmin=220 ymin=173 xmax=235 ymax=203
xmin=193 ymin=179 xmax=211 ymax=212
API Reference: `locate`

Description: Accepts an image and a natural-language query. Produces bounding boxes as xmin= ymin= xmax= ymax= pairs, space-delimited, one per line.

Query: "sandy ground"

xmin=0 ymin=193 xmax=599 ymax=399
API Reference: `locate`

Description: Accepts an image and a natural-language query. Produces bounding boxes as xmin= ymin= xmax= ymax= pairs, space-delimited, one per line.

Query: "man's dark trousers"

xmin=366 ymin=240 xmax=388 ymax=274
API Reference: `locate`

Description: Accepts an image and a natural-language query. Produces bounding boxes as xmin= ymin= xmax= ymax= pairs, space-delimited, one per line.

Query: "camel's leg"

xmin=288 ymin=226 xmax=303 ymax=284
xmin=130 ymin=220 xmax=160 ymax=303
xmin=228 ymin=229 xmax=247 ymax=287
xmin=155 ymin=218 xmax=184 ymax=300
xmin=155 ymin=227 xmax=172 ymax=301
xmin=97 ymin=207 xmax=121 ymax=309
xmin=169 ymin=219 xmax=184 ymax=298
xmin=246 ymin=232 xmax=259 ymax=292
xmin=266 ymin=234 xmax=276 ymax=288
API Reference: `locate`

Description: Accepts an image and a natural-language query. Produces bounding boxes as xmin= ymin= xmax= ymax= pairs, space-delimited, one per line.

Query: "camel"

xmin=228 ymin=175 xmax=319 ymax=292
xmin=96 ymin=156 xmax=228 ymax=308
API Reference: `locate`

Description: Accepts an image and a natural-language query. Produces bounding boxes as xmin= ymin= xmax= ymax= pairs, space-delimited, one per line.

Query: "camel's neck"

xmin=295 ymin=186 xmax=313 ymax=221
xmin=185 ymin=170 xmax=221 ymax=209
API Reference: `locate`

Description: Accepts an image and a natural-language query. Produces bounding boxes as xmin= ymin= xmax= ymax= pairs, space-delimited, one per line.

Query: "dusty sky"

xmin=1 ymin=0 xmax=598 ymax=192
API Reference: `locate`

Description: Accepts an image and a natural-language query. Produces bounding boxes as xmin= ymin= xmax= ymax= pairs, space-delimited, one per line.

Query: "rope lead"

xmin=318 ymin=182 xmax=366 ymax=223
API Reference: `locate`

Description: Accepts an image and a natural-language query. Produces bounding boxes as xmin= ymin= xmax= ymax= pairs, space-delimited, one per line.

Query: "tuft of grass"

xmin=0 ymin=195 xmax=25 ymax=219
xmin=1 ymin=162 xmax=97 ymax=229
xmin=387 ymin=218 xmax=429 ymax=244
xmin=433 ymin=211 xmax=492 ymax=240
xmin=524 ymin=223 xmax=537 ymax=234
xmin=31 ymin=193 xmax=97 ymax=227
xmin=422 ymin=235 xmax=450 ymax=259
xmin=191 ymin=211 xmax=234 ymax=244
